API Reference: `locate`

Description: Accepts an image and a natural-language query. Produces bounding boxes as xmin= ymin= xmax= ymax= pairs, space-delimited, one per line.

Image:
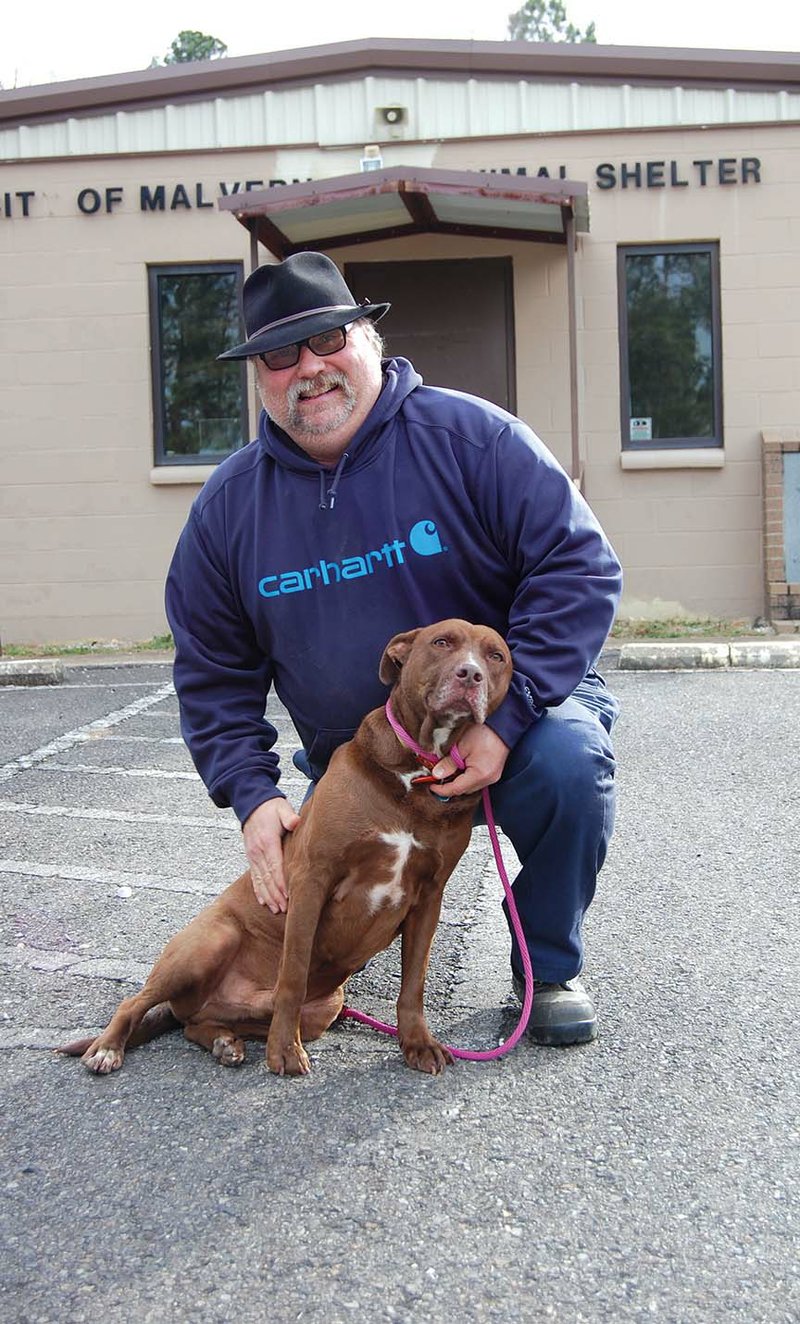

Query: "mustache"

xmin=289 ymin=370 xmax=352 ymax=406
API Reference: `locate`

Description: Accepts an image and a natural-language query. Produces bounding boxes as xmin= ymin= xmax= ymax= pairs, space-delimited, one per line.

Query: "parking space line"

xmin=0 ymin=800 xmax=238 ymax=829
xmin=90 ymin=735 xmax=186 ymax=745
xmin=125 ymin=711 xmax=178 ymax=719
xmin=33 ymin=763 xmax=200 ymax=780
xmin=0 ymin=680 xmax=176 ymax=783
xmin=0 ymin=858 xmax=223 ymax=896
xmin=2 ymin=681 xmax=173 ymax=692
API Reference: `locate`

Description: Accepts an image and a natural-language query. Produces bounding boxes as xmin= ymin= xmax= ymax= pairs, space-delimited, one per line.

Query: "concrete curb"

xmin=0 ymin=658 xmax=65 ymax=686
xmin=618 ymin=640 xmax=800 ymax=670
xmin=3 ymin=641 xmax=800 ymax=683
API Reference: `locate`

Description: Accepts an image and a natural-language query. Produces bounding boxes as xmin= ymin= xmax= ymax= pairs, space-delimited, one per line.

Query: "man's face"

xmin=253 ymin=320 xmax=384 ymax=465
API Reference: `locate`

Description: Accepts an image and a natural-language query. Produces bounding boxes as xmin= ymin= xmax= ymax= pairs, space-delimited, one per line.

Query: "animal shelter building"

xmin=1 ymin=38 xmax=799 ymax=643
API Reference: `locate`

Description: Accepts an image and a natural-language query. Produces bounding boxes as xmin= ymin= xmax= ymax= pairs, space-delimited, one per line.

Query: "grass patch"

xmin=1 ymin=634 xmax=174 ymax=659
xmin=611 ymin=616 xmax=760 ymax=640
xmin=132 ymin=633 xmax=174 ymax=652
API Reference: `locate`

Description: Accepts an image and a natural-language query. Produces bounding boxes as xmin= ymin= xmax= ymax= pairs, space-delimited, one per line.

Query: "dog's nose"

xmin=456 ymin=663 xmax=484 ymax=686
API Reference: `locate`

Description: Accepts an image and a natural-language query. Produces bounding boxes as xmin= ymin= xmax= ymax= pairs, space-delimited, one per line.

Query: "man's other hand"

xmin=242 ymin=798 xmax=301 ymax=912
xmin=429 ymin=724 xmax=510 ymax=798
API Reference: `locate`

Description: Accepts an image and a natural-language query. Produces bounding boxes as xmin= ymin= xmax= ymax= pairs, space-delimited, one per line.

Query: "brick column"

xmin=762 ymin=429 xmax=800 ymax=626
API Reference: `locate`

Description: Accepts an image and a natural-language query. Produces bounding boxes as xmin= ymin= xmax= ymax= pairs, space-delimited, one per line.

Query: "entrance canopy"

xmin=218 ymin=165 xmax=589 ymax=257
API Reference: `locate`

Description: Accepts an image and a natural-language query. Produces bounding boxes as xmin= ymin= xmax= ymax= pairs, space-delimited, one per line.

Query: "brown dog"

xmin=60 ymin=619 xmax=512 ymax=1077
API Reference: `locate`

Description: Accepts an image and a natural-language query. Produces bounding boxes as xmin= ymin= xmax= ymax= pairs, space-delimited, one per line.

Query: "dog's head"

xmin=379 ymin=619 xmax=513 ymax=730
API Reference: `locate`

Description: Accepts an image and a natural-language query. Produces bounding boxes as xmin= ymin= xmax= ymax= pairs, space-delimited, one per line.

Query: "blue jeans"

xmin=479 ymin=670 xmax=619 ymax=982
xmin=293 ymin=670 xmax=619 ymax=984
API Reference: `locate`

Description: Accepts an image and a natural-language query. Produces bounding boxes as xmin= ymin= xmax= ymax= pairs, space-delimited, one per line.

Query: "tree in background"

xmin=162 ymin=30 xmax=228 ymax=64
xmin=507 ymin=0 xmax=596 ymax=42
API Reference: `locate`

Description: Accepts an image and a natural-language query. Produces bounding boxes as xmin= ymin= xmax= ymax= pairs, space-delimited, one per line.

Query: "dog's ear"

xmin=378 ymin=629 xmax=419 ymax=685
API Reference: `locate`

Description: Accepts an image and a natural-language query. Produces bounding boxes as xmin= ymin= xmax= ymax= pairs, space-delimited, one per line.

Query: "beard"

xmin=282 ymin=370 xmax=358 ymax=437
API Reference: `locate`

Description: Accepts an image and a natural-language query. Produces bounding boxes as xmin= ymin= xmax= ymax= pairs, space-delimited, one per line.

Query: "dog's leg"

xmin=267 ymin=875 xmax=330 ymax=1077
xmin=58 ymin=1003 xmax=179 ymax=1060
xmin=69 ymin=918 xmax=243 ymax=1075
xmin=73 ymin=986 xmax=171 ymax=1075
xmin=183 ymin=1022 xmax=246 ymax=1067
xmin=397 ymin=886 xmax=454 ymax=1076
xmin=299 ymin=986 xmax=346 ymax=1042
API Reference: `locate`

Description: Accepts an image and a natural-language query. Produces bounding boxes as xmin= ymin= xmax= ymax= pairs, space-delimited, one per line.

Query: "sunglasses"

xmin=258 ymin=325 xmax=348 ymax=371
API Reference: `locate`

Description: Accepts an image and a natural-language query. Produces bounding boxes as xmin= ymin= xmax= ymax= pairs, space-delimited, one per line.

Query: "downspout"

xmin=565 ymin=209 xmax=583 ymax=490
xmin=248 ymin=219 xmax=261 ymax=438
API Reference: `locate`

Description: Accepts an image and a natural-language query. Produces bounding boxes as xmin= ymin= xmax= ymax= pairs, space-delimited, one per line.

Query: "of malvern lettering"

xmin=74 ymin=181 xmax=311 ymax=214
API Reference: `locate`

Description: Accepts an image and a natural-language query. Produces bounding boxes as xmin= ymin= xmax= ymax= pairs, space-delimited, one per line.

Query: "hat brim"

xmin=217 ymin=301 xmax=390 ymax=361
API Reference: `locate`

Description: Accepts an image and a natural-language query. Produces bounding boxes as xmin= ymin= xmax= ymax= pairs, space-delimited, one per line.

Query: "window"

xmin=618 ymin=243 xmax=722 ymax=449
xmin=149 ymin=263 xmax=248 ymax=465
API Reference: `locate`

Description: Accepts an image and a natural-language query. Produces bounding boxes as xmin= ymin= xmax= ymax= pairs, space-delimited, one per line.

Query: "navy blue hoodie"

xmin=166 ymin=357 xmax=622 ymax=824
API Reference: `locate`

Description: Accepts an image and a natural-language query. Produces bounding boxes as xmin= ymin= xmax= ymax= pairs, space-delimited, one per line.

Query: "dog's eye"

xmin=432 ymin=637 xmax=450 ymax=648
xmin=488 ymin=650 xmax=507 ymax=663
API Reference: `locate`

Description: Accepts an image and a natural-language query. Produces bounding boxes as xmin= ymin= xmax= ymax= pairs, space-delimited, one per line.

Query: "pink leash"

xmin=338 ymin=701 xmax=534 ymax=1062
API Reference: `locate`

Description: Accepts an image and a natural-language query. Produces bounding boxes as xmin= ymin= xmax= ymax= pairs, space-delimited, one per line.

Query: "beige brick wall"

xmin=1 ymin=152 xmax=259 ymax=643
xmin=440 ymin=123 xmax=799 ymax=619
xmin=1 ymin=121 xmax=798 ymax=641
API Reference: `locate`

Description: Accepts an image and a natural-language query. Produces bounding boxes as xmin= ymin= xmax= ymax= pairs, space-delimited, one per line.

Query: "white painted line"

xmin=0 ymin=680 xmax=176 ymax=783
xmin=1 ymin=681 xmax=173 ymax=692
xmin=0 ymin=800 xmax=238 ymax=830
xmin=127 ymin=711 xmax=178 ymax=719
xmin=35 ymin=763 xmax=200 ymax=781
xmin=0 ymin=858 xmax=224 ymax=897
xmin=0 ymin=943 xmax=150 ymax=983
xmin=95 ymin=735 xmax=186 ymax=745
xmin=1 ymin=1026 xmax=99 ymax=1050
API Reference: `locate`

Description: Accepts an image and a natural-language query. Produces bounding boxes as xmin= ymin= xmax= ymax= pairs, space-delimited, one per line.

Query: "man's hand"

xmin=242 ymin=798 xmax=301 ymax=912
xmin=429 ymin=724 xmax=510 ymax=798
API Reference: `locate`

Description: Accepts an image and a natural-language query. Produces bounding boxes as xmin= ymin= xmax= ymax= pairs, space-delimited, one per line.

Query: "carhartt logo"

xmin=409 ymin=520 xmax=444 ymax=556
xmin=258 ymin=518 xmax=447 ymax=599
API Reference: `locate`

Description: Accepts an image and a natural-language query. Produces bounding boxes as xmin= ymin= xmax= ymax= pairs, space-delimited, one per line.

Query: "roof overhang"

xmin=3 ymin=40 xmax=798 ymax=126
xmin=218 ymin=166 xmax=589 ymax=257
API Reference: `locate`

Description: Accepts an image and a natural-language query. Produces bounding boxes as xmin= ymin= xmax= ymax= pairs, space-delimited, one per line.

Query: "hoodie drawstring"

xmin=318 ymin=451 xmax=349 ymax=511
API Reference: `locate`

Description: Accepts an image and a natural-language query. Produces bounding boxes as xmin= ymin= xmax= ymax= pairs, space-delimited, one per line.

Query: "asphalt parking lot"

xmin=0 ymin=660 xmax=798 ymax=1323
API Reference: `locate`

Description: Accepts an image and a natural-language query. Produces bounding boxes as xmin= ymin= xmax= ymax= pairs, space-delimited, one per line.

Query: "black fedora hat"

xmin=217 ymin=252 xmax=390 ymax=361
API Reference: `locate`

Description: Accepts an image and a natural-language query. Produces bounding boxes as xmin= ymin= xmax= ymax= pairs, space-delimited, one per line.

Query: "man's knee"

xmin=508 ymin=704 xmax=614 ymax=798
xmin=489 ymin=703 xmax=616 ymax=852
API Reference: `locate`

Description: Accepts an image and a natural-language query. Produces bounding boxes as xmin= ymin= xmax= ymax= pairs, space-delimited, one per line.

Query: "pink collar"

xmin=384 ymin=698 xmax=436 ymax=767
xmin=384 ymin=698 xmax=465 ymax=778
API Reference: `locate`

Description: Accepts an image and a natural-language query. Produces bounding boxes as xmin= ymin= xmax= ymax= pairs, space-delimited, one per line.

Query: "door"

xmin=345 ymin=257 xmax=516 ymax=412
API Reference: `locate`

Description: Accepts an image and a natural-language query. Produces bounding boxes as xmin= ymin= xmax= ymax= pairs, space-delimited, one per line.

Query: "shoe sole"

xmin=526 ymin=1021 xmax=598 ymax=1047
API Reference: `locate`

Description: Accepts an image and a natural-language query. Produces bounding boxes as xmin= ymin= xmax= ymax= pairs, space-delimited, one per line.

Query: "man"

xmin=166 ymin=252 xmax=622 ymax=1046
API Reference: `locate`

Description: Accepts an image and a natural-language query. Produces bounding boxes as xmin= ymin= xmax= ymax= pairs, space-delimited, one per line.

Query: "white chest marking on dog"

xmin=368 ymin=831 xmax=421 ymax=914
xmin=431 ymin=723 xmax=456 ymax=757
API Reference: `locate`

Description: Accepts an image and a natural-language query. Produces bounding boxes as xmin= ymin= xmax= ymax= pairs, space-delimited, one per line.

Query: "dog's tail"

xmin=56 ymin=1003 xmax=180 ymax=1056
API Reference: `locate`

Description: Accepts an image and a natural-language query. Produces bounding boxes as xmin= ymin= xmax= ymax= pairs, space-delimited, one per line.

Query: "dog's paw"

xmin=81 ymin=1043 xmax=124 ymax=1075
xmin=266 ymin=1039 xmax=311 ymax=1077
xmin=212 ymin=1035 xmax=246 ymax=1067
xmin=401 ymin=1037 xmax=453 ymax=1076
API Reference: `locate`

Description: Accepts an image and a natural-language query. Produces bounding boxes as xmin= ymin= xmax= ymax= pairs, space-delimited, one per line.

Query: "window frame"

xmin=148 ymin=260 xmax=249 ymax=467
xmin=617 ymin=241 xmax=723 ymax=452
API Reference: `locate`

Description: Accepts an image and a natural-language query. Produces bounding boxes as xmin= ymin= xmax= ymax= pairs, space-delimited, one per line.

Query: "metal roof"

xmin=218 ymin=165 xmax=589 ymax=256
xmin=3 ymin=40 xmax=798 ymax=163
xmin=2 ymin=40 xmax=799 ymax=126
